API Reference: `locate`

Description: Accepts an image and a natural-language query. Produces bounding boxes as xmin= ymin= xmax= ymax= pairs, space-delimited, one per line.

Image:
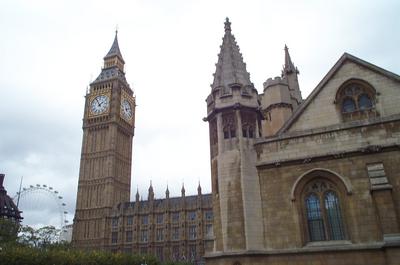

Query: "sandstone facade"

xmin=106 ymin=187 xmax=213 ymax=263
xmin=205 ymin=18 xmax=400 ymax=265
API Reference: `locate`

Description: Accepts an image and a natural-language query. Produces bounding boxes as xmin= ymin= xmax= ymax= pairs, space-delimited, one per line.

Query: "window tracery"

xmin=303 ymin=179 xmax=346 ymax=242
xmin=241 ymin=111 xmax=256 ymax=138
xmin=336 ymin=80 xmax=376 ymax=121
xmin=222 ymin=113 xmax=236 ymax=139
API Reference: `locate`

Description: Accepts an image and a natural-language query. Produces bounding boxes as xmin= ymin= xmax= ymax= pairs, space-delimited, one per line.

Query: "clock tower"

xmin=72 ymin=31 xmax=135 ymax=249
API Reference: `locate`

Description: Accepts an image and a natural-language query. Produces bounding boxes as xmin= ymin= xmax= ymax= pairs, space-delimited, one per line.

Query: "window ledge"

xmin=305 ymin=240 xmax=352 ymax=248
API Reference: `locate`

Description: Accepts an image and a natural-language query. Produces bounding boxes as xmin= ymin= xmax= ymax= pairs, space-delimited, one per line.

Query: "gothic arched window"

xmin=222 ymin=113 xmax=236 ymax=139
xmin=303 ymin=180 xmax=346 ymax=242
xmin=342 ymin=98 xmax=356 ymax=113
xmin=335 ymin=80 xmax=376 ymax=121
xmin=358 ymin=93 xmax=373 ymax=110
xmin=241 ymin=111 xmax=256 ymax=138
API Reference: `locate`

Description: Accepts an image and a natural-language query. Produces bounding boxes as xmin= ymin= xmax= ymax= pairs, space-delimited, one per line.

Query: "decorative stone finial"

xmin=224 ymin=17 xmax=231 ymax=32
xmin=282 ymin=44 xmax=298 ymax=75
xmin=135 ymin=187 xmax=140 ymax=201
xmin=166 ymin=184 xmax=170 ymax=198
xmin=197 ymin=181 xmax=202 ymax=195
xmin=181 ymin=183 xmax=185 ymax=196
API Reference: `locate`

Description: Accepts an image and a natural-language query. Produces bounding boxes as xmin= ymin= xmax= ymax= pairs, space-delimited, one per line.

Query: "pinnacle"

xmin=211 ymin=18 xmax=253 ymax=90
xmin=283 ymin=44 xmax=298 ymax=75
xmin=104 ymin=31 xmax=124 ymax=63
xmin=224 ymin=17 xmax=231 ymax=32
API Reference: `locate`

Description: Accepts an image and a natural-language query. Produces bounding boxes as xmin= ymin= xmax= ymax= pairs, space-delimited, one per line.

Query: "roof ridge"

xmin=278 ymin=52 xmax=400 ymax=134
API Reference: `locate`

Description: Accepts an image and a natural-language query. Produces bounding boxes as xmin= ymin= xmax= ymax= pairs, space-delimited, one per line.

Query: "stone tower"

xmin=205 ymin=18 xmax=264 ymax=252
xmin=72 ymin=31 xmax=136 ymax=249
xmin=260 ymin=45 xmax=302 ymax=136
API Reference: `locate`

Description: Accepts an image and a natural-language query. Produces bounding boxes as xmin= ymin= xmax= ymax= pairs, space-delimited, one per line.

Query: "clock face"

xmin=121 ymin=99 xmax=133 ymax=120
xmin=90 ymin=95 xmax=109 ymax=115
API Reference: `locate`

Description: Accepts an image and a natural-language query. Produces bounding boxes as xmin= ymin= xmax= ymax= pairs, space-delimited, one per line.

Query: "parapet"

xmin=263 ymin=76 xmax=288 ymax=91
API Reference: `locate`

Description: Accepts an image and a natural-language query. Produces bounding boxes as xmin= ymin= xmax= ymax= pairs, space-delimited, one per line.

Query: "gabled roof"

xmin=279 ymin=53 xmax=400 ymax=134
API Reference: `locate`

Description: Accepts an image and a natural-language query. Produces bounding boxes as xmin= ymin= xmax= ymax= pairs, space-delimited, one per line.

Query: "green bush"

xmin=0 ymin=243 xmax=191 ymax=265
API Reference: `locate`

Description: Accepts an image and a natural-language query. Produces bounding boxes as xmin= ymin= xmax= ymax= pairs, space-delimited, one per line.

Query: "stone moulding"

xmin=204 ymin=241 xmax=389 ymax=259
xmin=255 ymin=144 xmax=399 ymax=169
xmin=289 ymin=168 xmax=353 ymax=201
xmin=256 ymin=114 xmax=400 ymax=146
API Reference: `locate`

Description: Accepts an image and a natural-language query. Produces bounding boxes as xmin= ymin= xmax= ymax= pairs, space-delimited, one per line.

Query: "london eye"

xmin=13 ymin=184 xmax=70 ymax=238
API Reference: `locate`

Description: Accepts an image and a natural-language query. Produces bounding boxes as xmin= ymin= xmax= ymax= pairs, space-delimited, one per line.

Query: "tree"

xmin=19 ymin=225 xmax=60 ymax=248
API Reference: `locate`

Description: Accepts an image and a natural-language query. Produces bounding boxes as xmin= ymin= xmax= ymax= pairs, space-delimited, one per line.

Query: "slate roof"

xmin=0 ymin=174 xmax=22 ymax=221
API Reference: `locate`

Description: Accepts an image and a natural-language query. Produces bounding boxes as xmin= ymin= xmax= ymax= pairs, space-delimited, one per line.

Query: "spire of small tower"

xmin=211 ymin=18 xmax=253 ymax=91
xmin=99 ymin=30 xmax=125 ymax=74
xmin=135 ymin=187 xmax=140 ymax=202
xmin=104 ymin=30 xmax=124 ymax=63
xmin=148 ymin=180 xmax=154 ymax=200
xmin=181 ymin=183 xmax=185 ymax=197
xmin=224 ymin=17 xmax=231 ymax=32
xmin=165 ymin=184 xmax=170 ymax=199
xmin=197 ymin=181 xmax=202 ymax=195
xmin=282 ymin=45 xmax=299 ymax=75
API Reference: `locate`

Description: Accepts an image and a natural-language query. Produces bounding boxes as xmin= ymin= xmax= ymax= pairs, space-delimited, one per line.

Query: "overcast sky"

xmin=1 ymin=0 xmax=399 ymax=228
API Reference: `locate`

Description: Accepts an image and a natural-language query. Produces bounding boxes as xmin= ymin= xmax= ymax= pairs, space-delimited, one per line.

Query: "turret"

xmin=103 ymin=30 xmax=125 ymax=72
xmin=282 ymin=45 xmax=302 ymax=108
xmin=148 ymin=181 xmax=154 ymax=201
xmin=197 ymin=182 xmax=202 ymax=196
xmin=135 ymin=188 xmax=140 ymax=202
xmin=204 ymin=18 xmax=264 ymax=252
xmin=260 ymin=45 xmax=303 ymax=136
xmin=165 ymin=185 xmax=170 ymax=199
xmin=181 ymin=183 xmax=185 ymax=197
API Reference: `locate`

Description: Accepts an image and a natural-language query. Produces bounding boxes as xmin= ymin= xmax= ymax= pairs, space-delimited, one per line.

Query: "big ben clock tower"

xmin=72 ymin=31 xmax=135 ymax=249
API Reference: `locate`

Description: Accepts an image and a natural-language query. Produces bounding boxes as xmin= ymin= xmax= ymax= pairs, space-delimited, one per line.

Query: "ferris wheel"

xmin=13 ymin=184 xmax=69 ymax=234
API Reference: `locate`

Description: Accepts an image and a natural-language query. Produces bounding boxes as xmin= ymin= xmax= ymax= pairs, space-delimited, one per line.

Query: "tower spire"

xmin=136 ymin=187 xmax=140 ymax=202
xmin=282 ymin=45 xmax=298 ymax=75
xmin=104 ymin=30 xmax=124 ymax=63
xmin=224 ymin=17 xmax=231 ymax=32
xmin=211 ymin=18 xmax=253 ymax=91
xmin=197 ymin=181 xmax=202 ymax=195
xmin=181 ymin=183 xmax=185 ymax=197
xmin=165 ymin=184 xmax=170 ymax=198
xmin=148 ymin=180 xmax=154 ymax=201
xmin=92 ymin=31 xmax=128 ymax=84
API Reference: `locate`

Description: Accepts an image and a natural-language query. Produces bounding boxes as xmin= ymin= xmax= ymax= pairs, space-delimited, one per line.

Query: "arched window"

xmin=342 ymin=98 xmax=356 ymax=113
xmin=335 ymin=80 xmax=376 ymax=121
xmin=305 ymin=193 xmax=325 ymax=241
xmin=324 ymin=191 xmax=345 ymax=240
xmin=222 ymin=113 xmax=236 ymax=139
xmin=358 ymin=94 xmax=373 ymax=110
xmin=303 ymin=180 xmax=346 ymax=242
xmin=241 ymin=111 xmax=256 ymax=138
